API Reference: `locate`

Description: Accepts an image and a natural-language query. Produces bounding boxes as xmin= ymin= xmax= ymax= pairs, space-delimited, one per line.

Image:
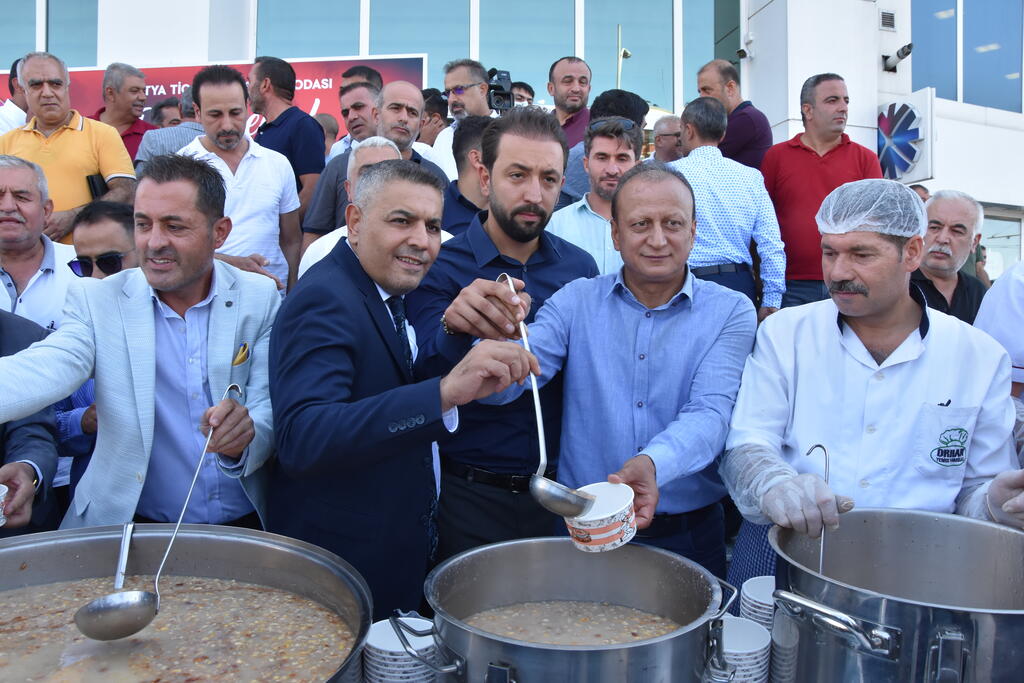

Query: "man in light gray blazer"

xmin=0 ymin=154 xmax=279 ymax=529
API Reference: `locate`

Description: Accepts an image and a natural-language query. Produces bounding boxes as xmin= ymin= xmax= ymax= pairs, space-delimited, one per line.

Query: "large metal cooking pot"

xmin=770 ymin=508 xmax=1024 ymax=682
xmin=0 ymin=524 xmax=371 ymax=681
xmin=392 ymin=537 xmax=736 ymax=682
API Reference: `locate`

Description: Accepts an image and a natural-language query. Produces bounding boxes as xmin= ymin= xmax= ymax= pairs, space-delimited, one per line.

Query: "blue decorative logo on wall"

xmin=877 ymin=103 xmax=923 ymax=180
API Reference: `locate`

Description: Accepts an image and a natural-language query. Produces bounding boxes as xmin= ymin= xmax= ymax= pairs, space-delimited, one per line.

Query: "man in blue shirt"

xmin=670 ymin=97 xmax=785 ymax=322
xmin=441 ymin=115 xmax=489 ymax=236
xmin=250 ymin=56 xmax=325 ymax=219
xmin=407 ymin=107 xmax=598 ymax=561
xmin=482 ymin=163 xmax=757 ymax=577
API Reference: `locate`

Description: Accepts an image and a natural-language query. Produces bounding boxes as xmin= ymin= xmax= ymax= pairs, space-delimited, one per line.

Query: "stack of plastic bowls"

xmin=739 ymin=575 xmax=776 ymax=631
xmin=770 ymin=614 xmax=799 ymax=683
xmin=362 ymin=617 xmax=438 ymax=682
xmin=722 ymin=615 xmax=771 ymax=683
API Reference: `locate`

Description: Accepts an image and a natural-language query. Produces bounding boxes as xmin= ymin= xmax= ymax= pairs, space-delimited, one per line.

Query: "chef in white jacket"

xmin=722 ymin=179 xmax=1024 ymax=585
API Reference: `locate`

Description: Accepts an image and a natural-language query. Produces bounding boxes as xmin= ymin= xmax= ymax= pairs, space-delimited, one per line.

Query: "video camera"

xmin=487 ymin=68 xmax=514 ymax=113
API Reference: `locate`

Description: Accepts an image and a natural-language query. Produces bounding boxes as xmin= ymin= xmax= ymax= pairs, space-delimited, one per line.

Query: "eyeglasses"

xmin=68 ymin=253 xmax=126 ymax=277
xmin=442 ymin=82 xmax=484 ymax=98
xmin=655 ymin=132 xmax=682 ymax=139
xmin=588 ymin=116 xmax=637 ymax=132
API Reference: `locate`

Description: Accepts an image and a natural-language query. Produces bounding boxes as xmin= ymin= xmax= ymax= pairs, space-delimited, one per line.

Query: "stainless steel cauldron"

xmin=770 ymin=508 xmax=1024 ymax=682
xmin=0 ymin=524 xmax=371 ymax=681
xmin=393 ymin=537 xmax=736 ymax=682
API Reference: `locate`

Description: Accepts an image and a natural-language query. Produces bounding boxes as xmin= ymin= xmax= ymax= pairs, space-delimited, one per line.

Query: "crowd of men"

xmin=1 ymin=49 xmax=1022 ymax=620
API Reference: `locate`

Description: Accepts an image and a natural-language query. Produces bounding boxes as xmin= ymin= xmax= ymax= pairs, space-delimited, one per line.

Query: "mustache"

xmin=145 ymin=248 xmax=177 ymax=260
xmin=928 ymin=245 xmax=953 ymax=257
xmin=0 ymin=211 xmax=26 ymax=223
xmin=513 ymin=204 xmax=548 ymax=221
xmin=829 ymin=280 xmax=869 ymax=296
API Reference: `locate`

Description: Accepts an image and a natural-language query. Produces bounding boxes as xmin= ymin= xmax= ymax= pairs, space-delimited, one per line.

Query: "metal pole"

xmin=616 ymin=24 xmax=623 ymax=89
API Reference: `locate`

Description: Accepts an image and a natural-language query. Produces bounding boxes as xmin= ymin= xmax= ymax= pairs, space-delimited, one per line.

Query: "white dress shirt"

xmin=727 ymin=294 xmax=1017 ymax=514
xmin=0 ymin=98 xmax=26 ymax=136
xmin=178 ymin=137 xmax=300 ymax=284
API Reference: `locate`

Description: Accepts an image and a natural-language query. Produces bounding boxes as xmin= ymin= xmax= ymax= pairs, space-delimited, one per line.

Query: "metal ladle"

xmin=497 ymin=274 xmax=595 ymax=518
xmin=74 ymin=383 xmax=243 ymax=640
xmin=806 ymin=443 xmax=830 ymax=575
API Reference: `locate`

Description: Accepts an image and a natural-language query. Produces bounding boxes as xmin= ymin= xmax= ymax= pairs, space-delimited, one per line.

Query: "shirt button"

xmin=860 ymin=479 xmax=870 ymax=488
xmin=645 ymin=312 xmax=651 ymax=318
xmin=188 ymin=357 xmax=195 ymax=364
xmin=637 ymin=401 xmax=644 ymax=408
xmin=191 ymin=392 xmax=199 ymax=400
xmin=866 ymin=425 xmax=877 ymax=434
xmin=639 ymin=354 xmax=645 ymax=360
xmin=874 ymin=372 xmax=884 ymax=381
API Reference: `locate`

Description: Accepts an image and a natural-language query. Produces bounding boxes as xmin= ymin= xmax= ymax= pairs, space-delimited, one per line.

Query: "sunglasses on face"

xmin=588 ymin=116 xmax=637 ymax=132
xmin=442 ymin=82 xmax=484 ymax=98
xmin=68 ymin=253 xmax=126 ymax=277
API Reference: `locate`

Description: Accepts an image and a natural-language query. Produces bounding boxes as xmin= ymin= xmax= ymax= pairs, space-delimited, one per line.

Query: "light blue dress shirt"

xmin=546 ymin=194 xmax=623 ymax=276
xmin=135 ymin=274 xmax=252 ymax=523
xmin=482 ymin=270 xmax=756 ymax=514
xmin=670 ymin=146 xmax=787 ymax=308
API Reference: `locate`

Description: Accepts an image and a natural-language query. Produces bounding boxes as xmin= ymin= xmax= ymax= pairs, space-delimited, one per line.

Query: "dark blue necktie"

xmin=385 ymin=295 xmax=414 ymax=376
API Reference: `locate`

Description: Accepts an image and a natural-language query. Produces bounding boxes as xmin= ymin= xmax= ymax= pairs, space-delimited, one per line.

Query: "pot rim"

xmin=0 ymin=524 xmax=373 ymax=678
xmin=769 ymin=507 xmax=1024 ymax=615
xmin=424 ymin=537 xmax=723 ymax=651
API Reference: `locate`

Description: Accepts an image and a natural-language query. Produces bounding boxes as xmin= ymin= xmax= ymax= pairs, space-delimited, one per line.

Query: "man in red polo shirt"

xmin=91 ymin=62 xmax=156 ymax=162
xmin=761 ymin=73 xmax=882 ymax=307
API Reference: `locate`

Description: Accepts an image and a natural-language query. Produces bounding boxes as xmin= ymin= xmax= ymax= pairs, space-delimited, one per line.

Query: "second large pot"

xmin=770 ymin=508 xmax=1024 ymax=682
xmin=405 ymin=537 xmax=735 ymax=682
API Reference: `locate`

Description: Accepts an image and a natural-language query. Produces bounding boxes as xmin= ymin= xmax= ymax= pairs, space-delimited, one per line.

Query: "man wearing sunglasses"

xmin=431 ymin=59 xmax=494 ymax=182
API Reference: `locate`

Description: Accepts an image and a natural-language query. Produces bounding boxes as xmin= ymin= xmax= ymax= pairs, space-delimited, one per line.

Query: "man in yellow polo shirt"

xmin=0 ymin=52 xmax=135 ymax=243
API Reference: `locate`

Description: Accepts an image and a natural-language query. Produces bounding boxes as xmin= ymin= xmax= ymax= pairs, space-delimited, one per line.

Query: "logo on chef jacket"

xmin=930 ymin=428 xmax=969 ymax=467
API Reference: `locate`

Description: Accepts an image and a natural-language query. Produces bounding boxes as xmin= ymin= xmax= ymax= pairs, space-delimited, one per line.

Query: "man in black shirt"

xmin=912 ymin=189 xmax=987 ymax=324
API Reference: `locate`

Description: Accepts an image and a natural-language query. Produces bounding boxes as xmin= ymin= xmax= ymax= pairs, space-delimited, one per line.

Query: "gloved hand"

xmin=986 ymin=469 xmax=1024 ymax=529
xmin=761 ymin=473 xmax=855 ymax=538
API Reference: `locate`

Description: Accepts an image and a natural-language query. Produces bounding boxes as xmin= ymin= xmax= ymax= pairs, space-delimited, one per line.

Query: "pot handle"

xmin=774 ymin=589 xmax=901 ymax=660
xmin=700 ymin=577 xmax=739 ymax=682
xmin=388 ymin=614 xmax=464 ymax=676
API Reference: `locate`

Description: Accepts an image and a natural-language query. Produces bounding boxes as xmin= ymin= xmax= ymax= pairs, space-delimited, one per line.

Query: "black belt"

xmin=690 ymin=263 xmax=751 ymax=276
xmin=441 ymin=460 xmax=554 ymax=494
xmin=635 ymin=502 xmax=721 ymax=538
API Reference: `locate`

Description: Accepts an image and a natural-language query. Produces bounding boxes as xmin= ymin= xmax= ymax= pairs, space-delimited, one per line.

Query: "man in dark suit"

xmin=0 ymin=309 xmax=58 ymax=534
xmin=267 ymin=159 xmax=537 ymax=619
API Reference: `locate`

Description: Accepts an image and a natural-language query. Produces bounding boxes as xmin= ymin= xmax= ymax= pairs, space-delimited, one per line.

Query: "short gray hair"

xmin=652 ymin=115 xmax=680 ymax=135
xmin=0 ymin=154 xmax=49 ymax=201
xmin=926 ymin=189 xmax=985 ymax=234
xmin=102 ymin=62 xmax=146 ymax=93
xmin=352 ymin=159 xmax=445 ymax=213
xmin=17 ymin=52 xmax=69 ymax=85
xmin=681 ymin=97 xmax=728 ymax=142
xmin=347 ymin=136 xmax=401 ymax=180
xmin=443 ymin=58 xmax=487 ymax=83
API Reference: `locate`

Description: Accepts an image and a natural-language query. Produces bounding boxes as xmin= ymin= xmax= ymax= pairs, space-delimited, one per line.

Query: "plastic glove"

xmin=986 ymin=469 xmax=1024 ymax=529
xmin=761 ymin=473 xmax=855 ymax=538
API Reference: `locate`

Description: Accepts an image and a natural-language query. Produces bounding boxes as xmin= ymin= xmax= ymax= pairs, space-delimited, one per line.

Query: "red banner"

xmin=4 ymin=55 xmax=425 ymax=138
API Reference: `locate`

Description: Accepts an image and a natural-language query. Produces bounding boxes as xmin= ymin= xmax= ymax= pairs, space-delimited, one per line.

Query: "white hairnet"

xmin=816 ymin=178 xmax=926 ymax=238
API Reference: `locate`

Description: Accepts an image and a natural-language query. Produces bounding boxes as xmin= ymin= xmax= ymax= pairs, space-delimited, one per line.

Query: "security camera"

xmin=883 ymin=43 xmax=913 ymax=72
xmin=736 ymin=47 xmax=753 ymax=60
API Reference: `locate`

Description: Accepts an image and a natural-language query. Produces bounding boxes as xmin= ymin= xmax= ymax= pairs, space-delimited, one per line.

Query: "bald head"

xmin=697 ymin=59 xmax=742 ymax=112
xmin=376 ymin=81 xmax=424 ymax=152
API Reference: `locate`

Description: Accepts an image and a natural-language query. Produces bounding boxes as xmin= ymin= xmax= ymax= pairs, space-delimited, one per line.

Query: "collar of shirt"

xmin=578 ymin=193 xmax=609 ymax=221
xmin=0 ymin=235 xmax=57 ymax=280
xmin=685 ymin=145 xmax=723 ymax=162
xmin=257 ymin=105 xmax=298 ymax=133
xmin=608 ymin=266 xmax=695 ymax=309
xmin=833 ymin=283 xmax=931 ymax=370
xmin=444 ymin=179 xmax=480 ymax=213
xmin=149 ymin=266 xmax=219 ymax=318
xmin=562 ymin=107 xmax=590 ymax=127
xmin=733 ymin=101 xmax=753 ymax=114
xmin=465 ymin=211 xmax=563 ymax=269
xmin=787 ymin=132 xmax=852 ymax=155
xmin=24 ymin=109 xmax=83 ymax=133
xmin=188 ymin=135 xmax=265 ymax=161
xmin=91 ymin=107 xmax=153 ymax=136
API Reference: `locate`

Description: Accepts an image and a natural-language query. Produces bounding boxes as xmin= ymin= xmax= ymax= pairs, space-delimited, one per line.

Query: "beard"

xmin=490 ymin=194 xmax=550 ymax=244
xmin=212 ymin=128 xmax=243 ymax=151
xmin=555 ymin=92 xmax=584 ymax=115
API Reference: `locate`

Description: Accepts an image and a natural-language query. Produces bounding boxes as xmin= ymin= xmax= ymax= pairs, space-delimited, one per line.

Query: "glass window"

xmin=479 ymin=2 xmax=574 ymax=108
xmin=911 ymin=1 xmax=958 ymax=100
xmin=371 ymin=1 xmax=468 ymax=89
xmin=684 ymin=0 xmax=715 ymax=105
xmin=980 ymin=216 xmax=1021 ymax=280
xmin=585 ymin=0 xmax=675 ymax=110
xmin=256 ymin=0 xmax=359 ymax=59
xmin=963 ymin=0 xmax=1023 ymax=112
xmin=0 ymin=1 xmax=35 ymax=73
xmin=48 ymin=0 xmax=98 ymax=68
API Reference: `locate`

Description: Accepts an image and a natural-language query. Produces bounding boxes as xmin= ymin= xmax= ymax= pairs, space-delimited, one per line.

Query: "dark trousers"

xmin=633 ymin=502 xmax=727 ymax=579
xmin=436 ymin=469 xmax=556 ymax=564
xmin=132 ymin=510 xmax=262 ymax=530
xmin=782 ymin=279 xmax=830 ymax=308
xmin=692 ymin=267 xmax=757 ymax=307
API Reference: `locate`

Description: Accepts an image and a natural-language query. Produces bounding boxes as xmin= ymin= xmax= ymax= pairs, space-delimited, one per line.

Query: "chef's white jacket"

xmin=727 ymin=295 xmax=1017 ymax=513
